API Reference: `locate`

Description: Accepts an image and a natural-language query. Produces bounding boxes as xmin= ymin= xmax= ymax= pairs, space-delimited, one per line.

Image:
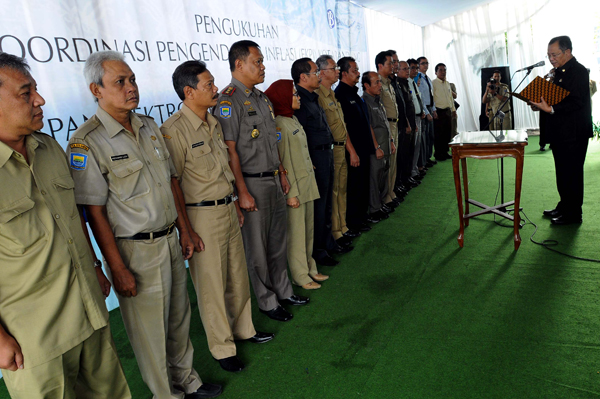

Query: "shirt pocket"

xmin=0 ymin=196 xmax=47 ymax=254
xmin=190 ymin=142 xmax=216 ymax=171
xmin=152 ymin=144 xmax=172 ymax=181
xmin=52 ymin=174 xmax=78 ymax=220
xmin=241 ymin=115 xmax=266 ymax=142
xmin=109 ymin=158 xmax=150 ymax=201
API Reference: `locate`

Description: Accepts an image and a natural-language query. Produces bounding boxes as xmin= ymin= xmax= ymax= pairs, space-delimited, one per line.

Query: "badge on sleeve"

xmin=70 ymin=153 xmax=88 ymax=170
xmin=276 ymin=127 xmax=282 ymax=142
xmin=220 ymin=105 xmax=231 ymax=119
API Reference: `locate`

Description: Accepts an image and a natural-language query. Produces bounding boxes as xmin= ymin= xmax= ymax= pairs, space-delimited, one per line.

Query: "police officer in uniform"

xmin=0 ymin=52 xmax=131 ymax=399
xmin=215 ymin=40 xmax=308 ymax=323
xmin=68 ymin=51 xmax=221 ymax=399
xmin=161 ymin=61 xmax=274 ymax=373
xmin=482 ymin=70 xmax=511 ymax=131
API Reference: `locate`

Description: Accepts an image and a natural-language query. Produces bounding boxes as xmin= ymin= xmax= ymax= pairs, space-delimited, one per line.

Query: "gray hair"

xmin=316 ymin=54 xmax=334 ymax=71
xmin=84 ymin=50 xmax=125 ymax=87
xmin=0 ymin=52 xmax=30 ymax=88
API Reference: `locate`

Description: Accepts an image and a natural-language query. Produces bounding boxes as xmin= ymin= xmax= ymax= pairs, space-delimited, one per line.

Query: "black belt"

xmin=186 ymin=194 xmax=237 ymax=207
xmin=333 ymin=141 xmax=345 ymax=146
xmin=242 ymin=170 xmax=279 ymax=178
xmin=387 ymin=118 xmax=398 ymax=123
xmin=121 ymin=223 xmax=176 ymax=240
xmin=311 ymin=143 xmax=334 ymax=150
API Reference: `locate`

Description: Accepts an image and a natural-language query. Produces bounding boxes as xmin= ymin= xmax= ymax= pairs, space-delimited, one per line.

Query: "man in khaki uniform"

xmin=376 ymin=51 xmax=401 ymax=210
xmin=214 ymin=41 xmax=308 ymax=323
xmin=432 ymin=63 xmax=456 ymax=161
xmin=0 ymin=52 xmax=130 ymax=399
xmin=482 ymin=70 xmax=511 ymax=131
xmin=161 ymin=61 xmax=273 ymax=374
xmin=67 ymin=51 xmax=221 ymax=399
xmin=315 ymin=55 xmax=359 ymax=246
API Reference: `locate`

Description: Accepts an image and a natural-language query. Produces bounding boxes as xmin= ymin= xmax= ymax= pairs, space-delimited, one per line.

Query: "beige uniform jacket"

xmin=160 ymin=105 xmax=234 ymax=203
xmin=486 ymin=83 xmax=511 ymax=114
xmin=315 ymin=85 xmax=348 ymax=143
xmin=276 ymin=116 xmax=319 ymax=204
xmin=0 ymin=133 xmax=108 ymax=369
xmin=432 ymin=78 xmax=456 ymax=111
xmin=67 ymin=107 xmax=178 ymax=237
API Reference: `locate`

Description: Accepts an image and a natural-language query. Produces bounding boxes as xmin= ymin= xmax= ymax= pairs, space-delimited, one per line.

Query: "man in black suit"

xmin=530 ymin=36 xmax=593 ymax=225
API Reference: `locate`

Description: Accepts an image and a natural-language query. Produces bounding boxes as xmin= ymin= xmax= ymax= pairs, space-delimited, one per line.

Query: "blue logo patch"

xmin=276 ymin=131 xmax=282 ymax=142
xmin=220 ymin=105 xmax=231 ymax=119
xmin=70 ymin=153 xmax=88 ymax=170
xmin=327 ymin=9 xmax=335 ymax=29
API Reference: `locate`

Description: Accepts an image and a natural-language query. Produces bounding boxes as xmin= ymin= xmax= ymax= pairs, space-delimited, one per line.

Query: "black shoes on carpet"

xmin=185 ymin=383 xmax=223 ymax=398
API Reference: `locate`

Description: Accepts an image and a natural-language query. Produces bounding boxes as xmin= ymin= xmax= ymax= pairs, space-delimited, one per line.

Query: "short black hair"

xmin=338 ymin=56 xmax=356 ymax=74
xmin=387 ymin=49 xmax=397 ymax=56
xmin=435 ymin=63 xmax=446 ymax=73
xmin=172 ymin=60 xmax=208 ymax=101
xmin=375 ymin=51 xmax=392 ymax=71
xmin=228 ymin=40 xmax=260 ymax=72
xmin=492 ymin=69 xmax=501 ymax=75
xmin=0 ymin=52 xmax=30 ymax=88
xmin=407 ymin=58 xmax=418 ymax=66
xmin=549 ymin=35 xmax=572 ymax=52
xmin=361 ymin=71 xmax=375 ymax=91
xmin=416 ymin=56 xmax=427 ymax=65
xmin=291 ymin=58 xmax=312 ymax=84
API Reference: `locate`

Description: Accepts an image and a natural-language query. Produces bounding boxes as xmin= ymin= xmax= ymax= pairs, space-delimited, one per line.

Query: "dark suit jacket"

xmin=334 ymin=81 xmax=375 ymax=157
xmin=542 ymin=57 xmax=592 ymax=144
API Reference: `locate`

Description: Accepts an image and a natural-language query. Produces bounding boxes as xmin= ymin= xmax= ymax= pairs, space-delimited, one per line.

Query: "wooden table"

xmin=449 ymin=130 xmax=528 ymax=250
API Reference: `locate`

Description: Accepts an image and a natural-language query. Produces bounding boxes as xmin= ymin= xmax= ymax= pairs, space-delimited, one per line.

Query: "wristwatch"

xmin=94 ymin=259 xmax=102 ymax=268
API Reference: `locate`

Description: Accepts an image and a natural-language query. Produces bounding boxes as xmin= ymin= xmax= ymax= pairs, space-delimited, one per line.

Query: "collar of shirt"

xmin=363 ymin=92 xmax=380 ymax=104
xmin=181 ymin=103 xmax=217 ymax=133
xmin=381 ymin=75 xmax=391 ymax=86
xmin=337 ymin=81 xmax=359 ymax=95
xmin=297 ymin=85 xmax=319 ymax=102
xmin=96 ymin=106 xmax=144 ymax=139
xmin=0 ymin=133 xmax=45 ymax=168
xmin=556 ymin=56 xmax=577 ymax=76
xmin=317 ymin=84 xmax=333 ymax=99
xmin=231 ymin=77 xmax=260 ymax=98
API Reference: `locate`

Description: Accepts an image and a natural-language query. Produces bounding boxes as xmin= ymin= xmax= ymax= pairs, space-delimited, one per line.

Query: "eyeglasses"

xmin=321 ymin=66 xmax=340 ymax=71
xmin=304 ymin=71 xmax=320 ymax=77
xmin=293 ymin=91 xmax=300 ymax=97
xmin=546 ymin=51 xmax=564 ymax=60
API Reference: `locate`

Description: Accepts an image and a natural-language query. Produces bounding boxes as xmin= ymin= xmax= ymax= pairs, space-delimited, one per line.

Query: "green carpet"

xmin=3 ymin=135 xmax=600 ymax=398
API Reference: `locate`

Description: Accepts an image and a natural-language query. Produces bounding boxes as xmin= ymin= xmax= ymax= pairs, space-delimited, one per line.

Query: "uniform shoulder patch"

xmin=276 ymin=127 xmax=282 ymax=142
xmin=220 ymin=100 xmax=232 ymax=106
xmin=162 ymin=134 xmax=172 ymax=140
xmin=160 ymin=113 xmax=180 ymax=130
xmin=135 ymin=112 xmax=155 ymax=121
xmin=219 ymin=105 xmax=232 ymax=119
xmin=70 ymin=143 xmax=90 ymax=151
xmin=70 ymin=153 xmax=88 ymax=170
xmin=222 ymin=86 xmax=236 ymax=96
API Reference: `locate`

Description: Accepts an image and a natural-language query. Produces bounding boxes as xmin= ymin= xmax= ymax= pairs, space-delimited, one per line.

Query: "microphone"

xmin=515 ymin=61 xmax=545 ymax=73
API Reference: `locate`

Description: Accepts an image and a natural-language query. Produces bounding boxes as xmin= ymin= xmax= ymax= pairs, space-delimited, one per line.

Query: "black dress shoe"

xmin=403 ymin=179 xmax=419 ymax=188
xmin=412 ymin=174 xmax=424 ymax=181
xmin=408 ymin=178 xmax=421 ymax=186
xmin=551 ymin=215 xmax=582 ymax=225
xmin=367 ymin=211 xmax=388 ymax=223
xmin=317 ymin=254 xmax=340 ymax=266
xmin=540 ymin=145 xmax=546 ymax=151
xmin=348 ymin=223 xmax=371 ymax=232
xmin=426 ymin=159 xmax=437 ymax=167
xmin=185 ymin=383 xmax=223 ymax=398
xmin=330 ymin=244 xmax=354 ymax=254
xmin=391 ymin=197 xmax=404 ymax=205
xmin=247 ymin=331 xmax=275 ymax=344
xmin=381 ymin=204 xmax=394 ymax=214
xmin=343 ymin=229 xmax=361 ymax=238
xmin=543 ymin=208 xmax=562 ymax=218
xmin=386 ymin=200 xmax=399 ymax=209
xmin=336 ymin=236 xmax=353 ymax=247
xmin=260 ymin=305 xmax=293 ymax=321
xmin=281 ymin=294 xmax=310 ymax=306
xmin=217 ymin=356 xmax=245 ymax=372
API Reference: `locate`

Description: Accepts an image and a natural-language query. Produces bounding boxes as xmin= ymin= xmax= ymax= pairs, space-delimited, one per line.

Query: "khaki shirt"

xmin=68 ymin=107 xmax=178 ymax=237
xmin=0 ymin=133 xmax=108 ymax=369
xmin=486 ymin=82 xmax=511 ymax=114
xmin=214 ymin=77 xmax=280 ymax=173
xmin=161 ymin=105 xmax=234 ymax=203
xmin=315 ymin=84 xmax=347 ymax=143
xmin=380 ymin=75 xmax=399 ymax=137
xmin=276 ymin=116 xmax=319 ymax=204
xmin=432 ymin=78 xmax=456 ymax=111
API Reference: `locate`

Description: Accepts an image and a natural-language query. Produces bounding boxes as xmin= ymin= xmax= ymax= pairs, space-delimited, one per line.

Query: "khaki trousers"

xmin=331 ymin=145 xmax=348 ymax=239
xmin=3 ymin=326 xmax=130 ymax=399
xmin=113 ymin=232 xmax=202 ymax=399
xmin=384 ymin=124 xmax=399 ymax=203
xmin=187 ymin=202 xmax=256 ymax=360
xmin=286 ymin=200 xmax=319 ymax=286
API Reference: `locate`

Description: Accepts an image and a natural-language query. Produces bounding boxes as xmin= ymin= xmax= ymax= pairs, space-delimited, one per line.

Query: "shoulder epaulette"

xmin=135 ymin=112 xmax=154 ymax=121
xmin=160 ymin=113 xmax=181 ymax=129
xmin=222 ymin=86 xmax=236 ymax=96
xmin=71 ymin=116 xmax=101 ymax=139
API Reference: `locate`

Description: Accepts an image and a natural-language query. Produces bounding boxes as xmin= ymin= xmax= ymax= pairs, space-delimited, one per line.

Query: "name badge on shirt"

xmin=192 ymin=141 xmax=205 ymax=149
xmin=292 ymin=129 xmax=299 ymax=135
xmin=349 ymin=100 xmax=356 ymax=104
xmin=111 ymin=154 xmax=129 ymax=161
xmin=248 ymin=111 xmax=257 ymax=116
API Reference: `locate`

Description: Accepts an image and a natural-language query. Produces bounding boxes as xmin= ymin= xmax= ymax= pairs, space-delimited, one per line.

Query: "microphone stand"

xmin=483 ymin=67 xmax=533 ymax=222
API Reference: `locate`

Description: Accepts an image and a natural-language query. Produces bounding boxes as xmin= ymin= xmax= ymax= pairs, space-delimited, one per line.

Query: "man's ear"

xmin=90 ymin=83 xmax=102 ymax=100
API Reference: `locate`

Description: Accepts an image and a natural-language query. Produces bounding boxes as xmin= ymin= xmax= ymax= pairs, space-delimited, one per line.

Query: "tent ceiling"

xmin=352 ymin=0 xmax=490 ymax=26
